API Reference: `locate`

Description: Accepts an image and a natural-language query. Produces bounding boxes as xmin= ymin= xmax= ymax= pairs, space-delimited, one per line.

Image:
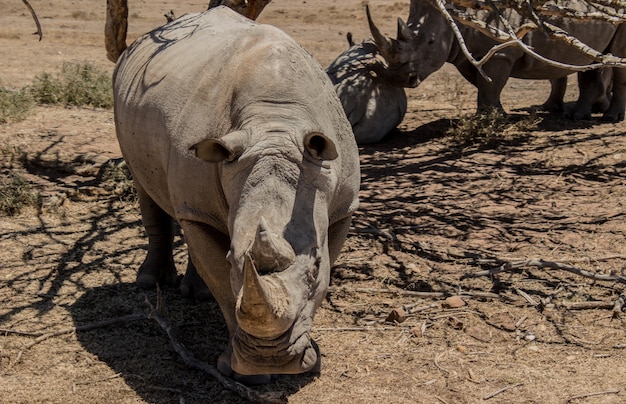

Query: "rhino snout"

xmin=229 ymin=327 xmax=321 ymax=376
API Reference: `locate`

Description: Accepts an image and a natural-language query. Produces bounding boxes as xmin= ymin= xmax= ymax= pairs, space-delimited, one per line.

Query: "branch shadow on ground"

xmin=337 ymin=116 xmax=626 ymax=293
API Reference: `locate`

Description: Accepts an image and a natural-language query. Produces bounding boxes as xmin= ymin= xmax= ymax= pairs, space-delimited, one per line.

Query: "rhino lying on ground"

xmin=368 ymin=0 xmax=625 ymax=121
xmin=327 ymin=30 xmax=408 ymax=144
xmin=112 ymin=6 xmax=360 ymax=380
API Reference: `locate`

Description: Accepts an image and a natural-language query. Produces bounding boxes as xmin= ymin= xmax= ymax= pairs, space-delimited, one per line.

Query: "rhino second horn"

xmin=250 ymin=217 xmax=296 ymax=272
xmin=236 ymin=254 xmax=294 ymax=338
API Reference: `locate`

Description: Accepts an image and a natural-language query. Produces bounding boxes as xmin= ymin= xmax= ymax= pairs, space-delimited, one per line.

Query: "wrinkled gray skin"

xmin=370 ymin=0 xmax=625 ymax=121
xmin=326 ymin=33 xmax=407 ymax=144
xmin=113 ymin=7 xmax=360 ymax=381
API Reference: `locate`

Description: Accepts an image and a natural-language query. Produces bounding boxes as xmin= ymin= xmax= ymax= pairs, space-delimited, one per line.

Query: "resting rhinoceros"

xmin=112 ymin=6 xmax=360 ymax=380
xmin=326 ymin=31 xmax=408 ymax=144
xmin=368 ymin=0 xmax=626 ymax=121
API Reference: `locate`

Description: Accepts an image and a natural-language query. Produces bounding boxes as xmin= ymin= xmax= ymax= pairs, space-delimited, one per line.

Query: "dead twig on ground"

xmin=144 ymin=294 xmax=286 ymax=404
xmin=484 ymin=383 xmax=524 ymax=399
xmin=567 ymin=389 xmax=620 ymax=402
xmin=327 ymin=286 xmax=514 ymax=301
xmin=462 ymin=258 xmax=626 ymax=285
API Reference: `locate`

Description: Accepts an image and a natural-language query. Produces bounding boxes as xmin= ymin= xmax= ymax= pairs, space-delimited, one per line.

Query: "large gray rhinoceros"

xmin=368 ymin=0 xmax=626 ymax=121
xmin=113 ymin=6 xmax=360 ymax=379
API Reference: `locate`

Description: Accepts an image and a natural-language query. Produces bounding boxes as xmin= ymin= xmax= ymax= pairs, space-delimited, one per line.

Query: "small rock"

xmin=443 ymin=295 xmax=466 ymax=308
xmin=385 ymin=308 xmax=407 ymax=323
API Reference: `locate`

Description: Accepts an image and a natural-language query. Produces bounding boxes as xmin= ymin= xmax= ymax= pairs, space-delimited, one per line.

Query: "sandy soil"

xmin=1 ymin=1 xmax=626 ymax=403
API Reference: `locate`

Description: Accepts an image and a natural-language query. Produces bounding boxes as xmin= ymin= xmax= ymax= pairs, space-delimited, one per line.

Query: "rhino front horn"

xmin=366 ymin=4 xmax=393 ymax=55
xmin=236 ymin=254 xmax=294 ymax=338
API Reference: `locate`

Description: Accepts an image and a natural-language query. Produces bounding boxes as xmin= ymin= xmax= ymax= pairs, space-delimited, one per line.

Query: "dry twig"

xmin=567 ymin=389 xmax=620 ymax=402
xmin=424 ymin=0 xmax=626 ymax=79
xmin=462 ymin=258 xmax=626 ymax=285
xmin=484 ymin=383 xmax=524 ymax=399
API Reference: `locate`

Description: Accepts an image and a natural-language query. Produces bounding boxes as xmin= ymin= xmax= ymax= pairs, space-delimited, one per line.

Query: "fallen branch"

xmin=462 ymin=258 xmax=626 ymax=285
xmin=484 ymin=383 xmax=524 ymax=399
xmin=144 ymin=295 xmax=286 ymax=404
xmin=327 ymin=286 xmax=515 ymax=301
xmin=567 ymin=389 xmax=620 ymax=402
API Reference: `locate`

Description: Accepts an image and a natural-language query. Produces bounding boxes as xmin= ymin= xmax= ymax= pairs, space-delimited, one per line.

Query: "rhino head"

xmin=192 ymin=127 xmax=340 ymax=376
xmin=367 ymin=2 xmax=455 ymax=88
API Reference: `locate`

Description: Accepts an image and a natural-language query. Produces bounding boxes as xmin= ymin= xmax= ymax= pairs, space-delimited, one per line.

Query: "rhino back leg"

xmin=542 ymin=77 xmax=567 ymax=113
xmin=567 ymin=69 xmax=607 ymax=120
xmin=603 ymin=25 xmax=626 ymax=122
xmin=179 ymin=253 xmax=213 ymax=302
xmin=135 ymin=183 xmax=178 ymax=289
xmin=603 ymin=67 xmax=625 ymax=122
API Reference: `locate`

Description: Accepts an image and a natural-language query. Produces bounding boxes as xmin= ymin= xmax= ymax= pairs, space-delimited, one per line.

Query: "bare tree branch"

xmin=425 ymin=0 xmax=626 ymax=72
xmin=21 ymin=0 xmax=42 ymax=41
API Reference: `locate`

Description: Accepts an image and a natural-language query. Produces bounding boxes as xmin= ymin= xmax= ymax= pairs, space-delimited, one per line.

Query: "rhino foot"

xmin=601 ymin=110 xmax=625 ymax=122
xmin=563 ymin=107 xmax=592 ymax=121
xmin=217 ymin=351 xmax=272 ymax=385
xmin=136 ymin=255 xmax=178 ymax=290
xmin=179 ymin=258 xmax=213 ymax=302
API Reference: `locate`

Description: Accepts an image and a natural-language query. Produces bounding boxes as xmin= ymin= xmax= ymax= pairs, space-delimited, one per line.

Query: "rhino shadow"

xmin=71 ymin=282 xmax=317 ymax=403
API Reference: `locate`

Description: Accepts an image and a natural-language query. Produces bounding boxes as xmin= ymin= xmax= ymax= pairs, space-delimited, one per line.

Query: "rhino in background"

xmin=110 ymin=6 xmax=360 ymax=381
xmin=327 ymin=30 xmax=408 ymax=144
xmin=367 ymin=0 xmax=625 ymax=121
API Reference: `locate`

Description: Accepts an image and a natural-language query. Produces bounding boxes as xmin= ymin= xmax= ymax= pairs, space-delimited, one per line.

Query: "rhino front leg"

xmin=469 ymin=59 xmax=512 ymax=113
xmin=178 ymin=220 xmax=273 ymax=383
xmin=328 ymin=216 xmax=352 ymax=265
xmin=135 ymin=184 xmax=178 ymax=289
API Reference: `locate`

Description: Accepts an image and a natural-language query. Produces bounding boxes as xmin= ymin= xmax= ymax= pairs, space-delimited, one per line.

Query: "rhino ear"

xmin=304 ymin=132 xmax=338 ymax=161
xmin=191 ymin=130 xmax=248 ymax=162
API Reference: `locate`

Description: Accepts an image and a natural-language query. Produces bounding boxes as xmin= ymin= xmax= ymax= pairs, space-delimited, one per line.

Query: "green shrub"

xmin=99 ymin=158 xmax=136 ymax=201
xmin=30 ymin=62 xmax=113 ymax=108
xmin=0 ymin=87 xmax=35 ymax=123
xmin=0 ymin=172 xmax=40 ymax=216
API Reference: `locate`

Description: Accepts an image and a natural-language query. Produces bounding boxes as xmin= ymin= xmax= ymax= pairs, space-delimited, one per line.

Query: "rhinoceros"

xmin=326 ymin=31 xmax=408 ymax=144
xmin=367 ymin=0 xmax=626 ymax=121
xmin=112 ymin=6 xmax=360 ymax=380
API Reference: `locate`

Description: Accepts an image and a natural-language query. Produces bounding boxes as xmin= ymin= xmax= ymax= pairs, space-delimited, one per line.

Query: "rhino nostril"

xmin=408 ymin=74 xmax=419 ymax=88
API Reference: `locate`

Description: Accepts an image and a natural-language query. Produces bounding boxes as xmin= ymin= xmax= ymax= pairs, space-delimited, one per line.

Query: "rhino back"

xmin=114 ymin=6 xmax=358 ymax=228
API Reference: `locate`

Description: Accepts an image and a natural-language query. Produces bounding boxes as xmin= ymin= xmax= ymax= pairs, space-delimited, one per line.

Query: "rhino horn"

xmin=366 ymin=4 xmax=394 ymax=56
xmin=397 ymin=17 xmax=414 ymax=42
xmin=250 ymin=217 xmax=296 ymax=272
xmin=191 ymin=130 xmax=249 ymax=162
xmin=236 ymin=253 xmax=294 ymax=338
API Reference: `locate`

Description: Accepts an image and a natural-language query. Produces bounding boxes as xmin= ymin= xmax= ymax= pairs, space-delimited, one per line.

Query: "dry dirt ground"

xmin=2 ymin=1 xmax=626 ymax=403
